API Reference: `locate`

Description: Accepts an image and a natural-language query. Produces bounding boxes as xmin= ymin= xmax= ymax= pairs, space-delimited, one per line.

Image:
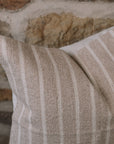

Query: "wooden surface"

xmin=0 ymin=89 xmax=12 ymax=101
xmin=0 ymin=88 xmax=12 ymax=144
xmin=0 ymin=101 xmax=12 ymax=144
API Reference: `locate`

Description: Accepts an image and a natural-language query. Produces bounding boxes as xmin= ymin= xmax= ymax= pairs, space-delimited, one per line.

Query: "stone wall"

xmin=26 ymin=13 xmax=114 ymax=48
xmin=0 ymin=0 xmax=114 ymax=95
xmin=0 ymin=0 xmax=113 ymax=10
xmin=0 ymin=1 xmax=114 ymax=143
xmin=0 ymin=0 xmax=31 ymax=10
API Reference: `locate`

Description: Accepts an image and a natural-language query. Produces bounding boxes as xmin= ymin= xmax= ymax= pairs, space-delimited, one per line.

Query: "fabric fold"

xmin=0 ymin=27 xmax=114 ymax=144
xmin=61 ymin=27 xmax=114 ymax=115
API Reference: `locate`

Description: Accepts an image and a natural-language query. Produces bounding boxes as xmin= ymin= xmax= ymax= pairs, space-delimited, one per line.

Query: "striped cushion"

xmin=0 ymin=27 xmax=114 ymax=144
xmin=61 ymin=26 xmax=114 ymax=115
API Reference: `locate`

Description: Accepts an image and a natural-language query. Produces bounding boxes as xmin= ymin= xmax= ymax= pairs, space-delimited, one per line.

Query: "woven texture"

xmin=0 ymin=27 xmax=114 ymax=144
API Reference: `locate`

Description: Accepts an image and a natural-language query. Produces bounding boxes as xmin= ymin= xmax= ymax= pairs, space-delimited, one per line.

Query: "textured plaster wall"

xmin=0 ymin=1 xmax=114 ymax=42
xmin=0 ymin=0 xmax=114 ymax=90
xmin=0 ymin=1 xmax=113 ymax=144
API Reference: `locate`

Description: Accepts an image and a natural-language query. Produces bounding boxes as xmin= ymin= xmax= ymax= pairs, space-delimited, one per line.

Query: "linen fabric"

xmin=61 ymin=26 xmax=114 ymax=115
xmin=0 ymin=27 xmax=114 ymax=144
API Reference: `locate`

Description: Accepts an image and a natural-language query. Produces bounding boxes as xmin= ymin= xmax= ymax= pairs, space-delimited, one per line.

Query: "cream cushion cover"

xmin=0 ymin=27 xmax=114 ymax=144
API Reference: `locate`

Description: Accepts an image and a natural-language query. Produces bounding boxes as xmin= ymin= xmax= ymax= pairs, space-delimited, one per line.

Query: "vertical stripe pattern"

xmin=97 ymin=38 xmax=114 ymax=62
xmin=90 ymin=84 xmax=96 ymax=144
xmin=86 ymin=45 xmax=113 ymax=91
xmin=1 ymin=37 xmax=19 ymax=144
xmin=18 ymin=105 xmax=25 ymax=144
xmin=32 ymin=46 xmax=47 ymax=144
xmin=0 ymin=27 xmax=113 ymax=144
xmin=62 ymin=53 xmax=80 ymax=144
xmin=105 ymin=109 xmax=112 ymax=144
xmin=1 ymin=38 xmax=18 ymax=110
xmin=45 ymin=48 xmax=64 ymax=144
xmin=18 ymin=43 xmax=32 ymax=144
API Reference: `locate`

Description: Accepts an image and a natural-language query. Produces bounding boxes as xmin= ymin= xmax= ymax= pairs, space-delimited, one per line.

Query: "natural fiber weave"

xmin=0 ymin=27 xmax=114 ymax=144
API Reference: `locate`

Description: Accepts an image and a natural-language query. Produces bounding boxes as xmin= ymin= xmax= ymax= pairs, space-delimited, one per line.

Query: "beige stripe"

xmin=89 ymin=40 xmax=114 ymax=82
xmin=1 ymin=38 xmax=18 ymax=110
xmin=90 ymin=84 xmax=96 ymax=144
xmin=62 ymin=53 xmax=80 ymax=143
xmin=1 ymin=38 xmax=19 ymax=144
xmin=18 ymin=104 xmax=25 ymax=144
xmin=45 ymin=48 xmax=64 ymax=144
xmin=29 ymin=110 xmax=32 ymax=144
xmin=97 ymin=38 xmax=114 ymax=62
xmin=18 ymin=43 xmax=32 ymax=144
xmin=105 ymin=109 xmax=112 ymax=144
xmin=100 ymin=32 xmax=114 ymax=56
xmin=86 ymin=45 xmax=114 ymax=91
xmin=18 ymin=43 xmax=29 ymax=105
xmin=73 ymin=51 xmax=99 ymax=93
xmin=109 ymin=30 xmax=114 ymax=37
xmin=32 ymin=46 xmax=47 ymax=144
xmin=12 ymin=93 xmax=17 ymax=111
